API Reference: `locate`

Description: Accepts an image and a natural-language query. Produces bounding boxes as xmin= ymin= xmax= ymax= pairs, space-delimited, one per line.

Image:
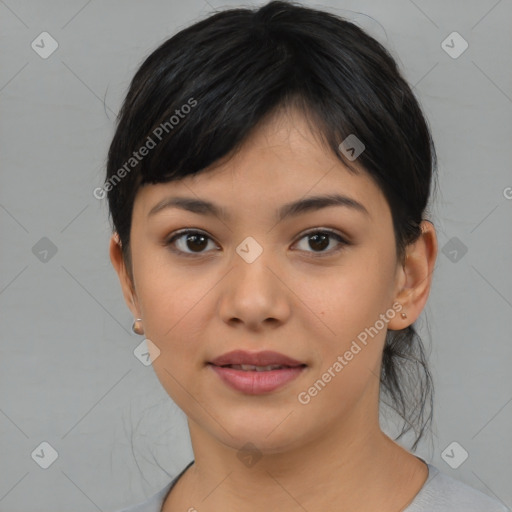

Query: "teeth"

xmin=228 ymin=364 xmax=285 ymax=371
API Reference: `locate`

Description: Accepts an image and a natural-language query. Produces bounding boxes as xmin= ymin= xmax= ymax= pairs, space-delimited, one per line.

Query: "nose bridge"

xmin=218 ymin=236 xmax=290 ymax=327
xmin=232 ymin=237 xmax=277 ymax=301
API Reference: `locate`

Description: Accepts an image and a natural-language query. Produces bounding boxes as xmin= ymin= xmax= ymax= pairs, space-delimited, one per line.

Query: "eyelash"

xmin=164 ymin=228 xmax=350 ymax=259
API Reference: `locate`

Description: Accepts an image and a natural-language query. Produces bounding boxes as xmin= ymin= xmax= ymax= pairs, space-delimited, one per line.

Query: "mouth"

xmin=206 ymin=350 xmax=307 ymax=394
xmin=207 ymin=361 xmax=307 ymax=394
xmin=209 ymin=363 xmax=306 ymax=372
xmin=208 ymin=349 xmax=306 ymax=368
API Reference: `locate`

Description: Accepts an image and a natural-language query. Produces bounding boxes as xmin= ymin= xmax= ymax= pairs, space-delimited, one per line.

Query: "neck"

xmin=164 ymin=384 xmax=428 ymax=512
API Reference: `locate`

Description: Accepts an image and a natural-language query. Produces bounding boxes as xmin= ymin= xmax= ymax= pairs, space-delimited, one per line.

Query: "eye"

xmin=164 ymin=228 xmax=350 ymax=258
xmin=165 ymin=229 xmax=219 ymax=257
xmin=293 ymin=229 xmax=349 ymax=256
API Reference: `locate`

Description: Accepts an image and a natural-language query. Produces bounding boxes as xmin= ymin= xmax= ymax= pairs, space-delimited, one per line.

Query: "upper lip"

xmin=209 ymin=350 xmax=306 ymax=367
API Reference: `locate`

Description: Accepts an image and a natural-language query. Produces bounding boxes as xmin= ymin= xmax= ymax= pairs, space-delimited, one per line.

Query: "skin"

xmin=110 ymin=106 xmax=437 ymax=512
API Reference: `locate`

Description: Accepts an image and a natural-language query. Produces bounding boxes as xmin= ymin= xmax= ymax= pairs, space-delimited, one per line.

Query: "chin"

xmin=213 ymin=410 xmax=305 ymax=453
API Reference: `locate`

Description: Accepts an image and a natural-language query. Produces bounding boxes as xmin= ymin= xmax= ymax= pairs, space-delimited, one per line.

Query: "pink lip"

xmin=208 ymin=364 xmax=306 ymax=394
xmin=207 ymin=350 xmax=307 ymax=395
xmin=209 ymin=350 xmax=305 ymax=367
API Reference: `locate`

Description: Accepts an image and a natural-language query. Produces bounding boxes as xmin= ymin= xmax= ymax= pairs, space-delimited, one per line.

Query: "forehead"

xmin=134 ymin=107 xmax=389 ymax=221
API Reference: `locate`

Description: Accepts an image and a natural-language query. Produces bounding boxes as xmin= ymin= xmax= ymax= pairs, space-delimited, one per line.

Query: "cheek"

xmin=297 ymin=255 xmax=395 ymax=388
xmin=134 ymin=261 xmax=218 ymax=390
xmin=139 ymin=276 xmax=211 ymax=349
xmin=139 ymin=271 xmax=212 ymax=410
xmin=133 ymin=244 xmax=208 ymax=329
xmin=306 ymin=259 xmax=394 ymax=339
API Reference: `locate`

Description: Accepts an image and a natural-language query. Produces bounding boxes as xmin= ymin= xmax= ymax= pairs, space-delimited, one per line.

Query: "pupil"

xmin=187 ymin=234 xmax=208 ymax=252
xmin=310 ymin=233 xmax=329 ymax=251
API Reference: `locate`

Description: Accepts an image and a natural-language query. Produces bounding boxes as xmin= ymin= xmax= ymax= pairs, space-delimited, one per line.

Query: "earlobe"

xmin=388 ymin=220 xmax=438 ymax=330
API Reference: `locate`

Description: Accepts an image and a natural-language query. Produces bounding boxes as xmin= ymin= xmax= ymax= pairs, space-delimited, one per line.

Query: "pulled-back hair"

xmin=106 ymin=0 xmax=437 ymax=451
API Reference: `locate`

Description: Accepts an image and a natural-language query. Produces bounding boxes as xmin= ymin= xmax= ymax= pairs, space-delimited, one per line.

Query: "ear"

xmin=109 ymin=233 xmax=141 ymax=320
xmin=387 ymin=220 xmax=438 ymax=330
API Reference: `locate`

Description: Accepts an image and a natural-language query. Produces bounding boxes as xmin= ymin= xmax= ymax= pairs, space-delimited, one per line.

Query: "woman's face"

xmin=112 ymin=108 xmax=423 ymax=454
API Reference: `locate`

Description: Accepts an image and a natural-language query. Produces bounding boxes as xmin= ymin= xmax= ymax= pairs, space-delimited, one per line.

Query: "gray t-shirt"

xmin=114 ymin=459 xmax=510 ymax=512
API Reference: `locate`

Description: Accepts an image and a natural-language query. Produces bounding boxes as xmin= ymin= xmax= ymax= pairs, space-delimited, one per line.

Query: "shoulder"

xmin=112 ymin=460 xmax=194 ymax=512
xmin=405 ymin=463 xmax=510 ymax=512
xmin=112 ymin=481 xmax=173 ymax=512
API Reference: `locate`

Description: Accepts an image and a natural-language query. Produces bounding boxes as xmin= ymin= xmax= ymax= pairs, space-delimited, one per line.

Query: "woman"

xmin=106 ymin=2 xmax=509 ymax=511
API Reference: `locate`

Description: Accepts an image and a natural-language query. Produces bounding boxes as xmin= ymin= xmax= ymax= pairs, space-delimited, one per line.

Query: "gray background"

xmin=1 ymin=0 xmax=511 ymax=510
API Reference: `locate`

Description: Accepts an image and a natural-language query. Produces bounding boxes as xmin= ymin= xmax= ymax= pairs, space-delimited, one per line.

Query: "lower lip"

xmin=208 ymin=364 xmax=306 ymax=394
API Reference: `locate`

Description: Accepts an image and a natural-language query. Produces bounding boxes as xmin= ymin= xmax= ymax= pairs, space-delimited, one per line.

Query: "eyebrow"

xmin=147 ymin=193 xmax=370 ymax=221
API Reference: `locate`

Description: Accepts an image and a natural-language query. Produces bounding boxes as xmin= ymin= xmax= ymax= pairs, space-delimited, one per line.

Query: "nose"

xmin=217 ymin=246 xmax=292 ymax=332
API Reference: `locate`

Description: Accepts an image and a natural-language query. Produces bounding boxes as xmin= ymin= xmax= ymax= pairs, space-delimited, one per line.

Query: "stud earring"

xmin=401 ymin=312 xmax=407 ymax=319
xmin=132 ymin=318 xmax=144 ymax=335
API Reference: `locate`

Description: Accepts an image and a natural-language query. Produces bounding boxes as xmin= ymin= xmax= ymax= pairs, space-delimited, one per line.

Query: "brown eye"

xmin=308 ymin=232 xmax=330 ymax=251
xmin=164 ymin=228 xmax=349 ymax=258
xmin=294 ymin=230 xmax=348 ymax=256
xmin=165 ymin=230 xmax=218 ymax=256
